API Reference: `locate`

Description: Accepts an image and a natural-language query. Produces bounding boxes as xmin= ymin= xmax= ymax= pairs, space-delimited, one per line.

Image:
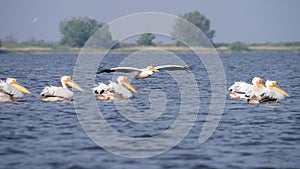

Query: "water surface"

xmin=0 ymin=53 xmax=299 ymax=169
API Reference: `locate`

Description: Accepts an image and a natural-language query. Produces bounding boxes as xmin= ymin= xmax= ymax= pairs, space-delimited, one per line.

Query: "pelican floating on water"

xmin=40 ymin=76 xmax=83 ymax=102
xmin=93 ymin=76 xmax=137 ymax=101
xmin=0 ymin=78 xmax=31 ymax=102
xmin=255 ymin=80 xmax=290 ymax=103
xmin=99 ymin=65 xmax=190 ymax=79
xmin=228 ymin=77 xmax=265 ymax=100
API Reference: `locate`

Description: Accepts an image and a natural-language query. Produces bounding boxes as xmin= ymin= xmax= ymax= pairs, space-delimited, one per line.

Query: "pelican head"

xmin=61 ymin=76 xmax=84 ymax=92
xmin=265 ymin=80 xmax=290 ymax=97
xmin=6 ymin=78 xmax=31 ymax=94
xmin=117 ymin=76 xmax=138 ymax=93
xmin=61 ymin=76 xmax=71 ymax=82
xmin=147 ymin=66 xmax=159 ymax=72
xmin=252 ymin=77 xmax=264 ymax=88
xmin=265 ymin=80 xmax=277 ymax=87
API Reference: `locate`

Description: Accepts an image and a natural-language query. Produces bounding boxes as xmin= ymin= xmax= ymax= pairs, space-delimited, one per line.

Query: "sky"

xmin=1 ymin=0 xmax=299 ymax=43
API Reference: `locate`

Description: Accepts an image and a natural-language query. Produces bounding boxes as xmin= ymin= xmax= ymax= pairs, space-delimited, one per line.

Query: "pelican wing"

xmin=228 ymin=81 xmax=253 ymax=94
xmin=0 ymin=80 xmax=24 ymax=98
xmin=109 ymin=81 xmax=132 ymax=99
xmin=262 ymin=88 xmax=285 ymax=101
xmin=99 ymin=67 xmax=142 ymax=73
xmin=41 ymin=86 xmax=73 ymax=99
xmin=154 ymin=65 xmax=190 ymax=71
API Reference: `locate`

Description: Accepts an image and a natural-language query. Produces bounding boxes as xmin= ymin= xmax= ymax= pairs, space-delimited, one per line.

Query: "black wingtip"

xmin=185 ymin=66 xmax=192 ymax=72
xmin=97 ymin=69 xmax=115 ymax=74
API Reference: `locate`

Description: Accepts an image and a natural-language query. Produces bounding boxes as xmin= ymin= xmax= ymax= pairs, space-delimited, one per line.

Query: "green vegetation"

xmin=59 ymin=17 xmax=116 ymax=49
xmin=136 ymin=33 xmax=156 ymax=46
xmin=1 ymin=13 xmax=300 ymax=54
xmin=173 ymin=11 xmax=215 ymax=46
xmin=229 ymin=41 xmax=250 ymax=52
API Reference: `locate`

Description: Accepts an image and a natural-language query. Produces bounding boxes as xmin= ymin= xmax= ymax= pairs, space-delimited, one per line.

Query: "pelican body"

xmin=0 ymin=78 xmax=31 ymax=102
xmin=99 ymin=65 xmax=190 ymax=79
xmin=93 ymin=76 xmax=137 ymax=101
xmin=257 ymin=80 xmax=290 ymax=103
xmin=229 ymin=77 xmax=265 ymax=100
xmin=40 ymin=76 xmax=83 ymax=102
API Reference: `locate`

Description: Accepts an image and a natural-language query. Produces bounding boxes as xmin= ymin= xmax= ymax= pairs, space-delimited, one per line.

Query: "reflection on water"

xmin=0 ymin=53 xmax=299 ymax=168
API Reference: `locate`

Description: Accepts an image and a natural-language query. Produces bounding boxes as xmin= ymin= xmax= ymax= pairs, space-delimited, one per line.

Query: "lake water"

xmin=0 ymin=52 xmax=299 ymax=169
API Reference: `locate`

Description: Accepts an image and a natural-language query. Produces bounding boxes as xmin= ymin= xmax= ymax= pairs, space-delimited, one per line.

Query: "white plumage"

xmin=41 ymin=86 xmax=73 ymax=99
xmin=229 ymin=77 xmax=290 ymax=104
xmin=0 ymin=78 xmax=31 ymax=102
xmin=228 ymin=77 xmax=264 ymax=100
xmin=93 ymin=76 xmax=137 ymax=101
xmin=261 ymin=80 xmax=289 ymax=101
xmin=40 ymin=76 xmax=83 ymax=102
xmin=99 ymin=65 xmax=190 ymax=79
xmin=0 ymin=80 xmax=24 ymax=98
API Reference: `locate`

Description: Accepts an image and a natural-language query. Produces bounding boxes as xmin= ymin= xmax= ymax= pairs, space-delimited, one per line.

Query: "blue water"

xmin=0 ymin=53 xmax=299 ymax=169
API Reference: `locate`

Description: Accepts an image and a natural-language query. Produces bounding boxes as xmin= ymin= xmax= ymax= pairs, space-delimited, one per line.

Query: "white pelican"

xmin=40 ymin=76 xmax=84 ymax=102
xmin=258 ymin=80 xmax=290 ymax=103
xmin=0 ymin=78 xmax=31 ymax=102
xmin=228 ymin=77 xmax=265 ymax=100
xmin=93 ymin=76 xmax=137 ymax=101
xmin=99 ymin=65 xmax=190 ymax=79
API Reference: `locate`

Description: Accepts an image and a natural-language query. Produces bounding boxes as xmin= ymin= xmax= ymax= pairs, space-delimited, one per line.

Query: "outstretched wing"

xmin=40 ymin=86 xmax=73 ymax=99
xmin=154 ymin=65 xmax=190 ymax=71
xmin=98 ymin=67 xmax=142 ymax=73
xmin=0 ymin=80 xmax=24 ymax=98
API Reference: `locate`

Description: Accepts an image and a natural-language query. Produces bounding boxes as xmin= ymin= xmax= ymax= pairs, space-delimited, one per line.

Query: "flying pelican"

xmin=228 ymin=77 xmax=265 ymax=100
xmin=259 ymin=80 xmax=290 ymax=102
xmin=99 ymin=65 xmax=190 ymax=79
xmin=0 ymin=78 xmax=31 ymax=102
xmin=40 ymin=76 xmax=84 ymax=102
xmin=93 ymin=76 xmax=137 ymax=101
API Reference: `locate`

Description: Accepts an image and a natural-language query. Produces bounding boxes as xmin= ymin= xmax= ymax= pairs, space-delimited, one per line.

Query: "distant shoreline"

xmin=1 ymin=45 xmax=299 ymax=54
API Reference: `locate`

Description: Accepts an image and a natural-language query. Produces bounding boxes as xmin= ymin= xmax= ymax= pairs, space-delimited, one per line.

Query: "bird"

xmin=98 ymin=65 xmax=190 ymax=79
xmin=40 ymin=76 xmax=84 ymax=102
xmin=0 ymin=78 xmax=31 ymax=102
xmin=93 ymin=76 xmax=137 ymax=101
xmin=228 ymin=77 xmax=265 ymax=100
xmin=257 ymin=80 xmax=290 ymax=103
xmin=32 ymin=17 xmax=39 ymax=23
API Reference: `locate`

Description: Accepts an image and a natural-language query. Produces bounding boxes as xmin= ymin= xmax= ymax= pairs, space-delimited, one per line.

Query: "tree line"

xmin=1 ymin=11 xmax=216 ymax=50
xmin=57 ymin=11 xmax=216 ymax=48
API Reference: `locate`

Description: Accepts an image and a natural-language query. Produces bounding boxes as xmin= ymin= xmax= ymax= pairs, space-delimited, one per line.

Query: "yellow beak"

xmin=270 ymin=86 xmax=290 ymax=97
xmin=121 ymin=81 xmax=138 ymax=94
xmin=151 ymin=68 xmax=160 ymax=72
xmin=11 ymin=83 xmax=31 ymax=94
xmin=257 ymin=83 xmax=265 ymax=89
xmin=66 ymin=81 xmax=84 ymax=92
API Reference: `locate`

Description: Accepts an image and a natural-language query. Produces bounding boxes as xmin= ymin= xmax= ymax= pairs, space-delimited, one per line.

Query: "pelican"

xmin=93 ymin=76 xmax=137 ymax=101
xmin=40 ymin=76 xmax=84 ymax=102
xmin=228 ymin=77 xmax=265 ymax=100
xmin=258 ymin=80 xmax=290 ymax=102
xmin=0 ymin=78 xmax=31 ymax=102
xmin=99 ymin=65 xmax=190 ymax=79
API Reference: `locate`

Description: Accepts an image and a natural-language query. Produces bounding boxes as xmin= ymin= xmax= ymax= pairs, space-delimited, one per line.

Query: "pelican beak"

xmin=66 ymin=81 xmax=84 ymax=92
xmin=270 ymin=85 xmax=290 ymax=97
xmin=121 ymin=81 xmax=138 ymax=94
xmin=257 ymin=83 xmax=265 ymax=88
xmin=11 ymin=83 xmax=31 ymax=94
xmin=151 ymin=68 xmax=159 ymax=72
xmin=257 ymin=79 xmax=265 ymax=88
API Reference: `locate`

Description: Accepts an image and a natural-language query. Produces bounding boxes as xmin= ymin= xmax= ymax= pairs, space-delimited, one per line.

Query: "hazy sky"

xmin=1 ymin=0 xmax=299 ymax=43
